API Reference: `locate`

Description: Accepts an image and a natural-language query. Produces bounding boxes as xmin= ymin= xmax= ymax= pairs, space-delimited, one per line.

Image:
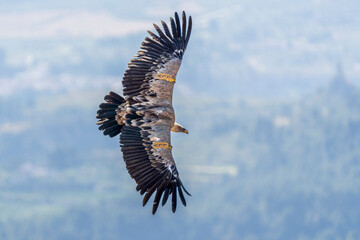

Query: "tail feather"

xmin=96 ymin=91 xmax=125 ymax=138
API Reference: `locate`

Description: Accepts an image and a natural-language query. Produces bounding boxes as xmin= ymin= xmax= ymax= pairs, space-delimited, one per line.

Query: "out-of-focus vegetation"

xmin=1 ymin=70 xmax=360 ymax=240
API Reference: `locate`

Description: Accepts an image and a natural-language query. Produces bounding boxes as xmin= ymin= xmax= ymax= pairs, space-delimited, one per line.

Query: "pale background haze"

xmin=1 ymin=0 xmax=360 ymax=239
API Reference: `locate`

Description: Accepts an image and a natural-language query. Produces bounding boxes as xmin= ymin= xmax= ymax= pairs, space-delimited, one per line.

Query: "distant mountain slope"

xmin=313 ymin=64 xmax=360 ymax=106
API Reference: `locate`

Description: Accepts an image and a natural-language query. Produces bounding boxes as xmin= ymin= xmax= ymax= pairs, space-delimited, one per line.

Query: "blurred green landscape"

xmin=1 ymin=68 xmax=360 ymax=239
xmin=1 ymin=0 xmax=360 ymax=239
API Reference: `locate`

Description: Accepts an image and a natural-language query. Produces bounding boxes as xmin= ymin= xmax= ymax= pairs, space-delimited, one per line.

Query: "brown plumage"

xmin=96 ymin=11 xmax=192 ymax=214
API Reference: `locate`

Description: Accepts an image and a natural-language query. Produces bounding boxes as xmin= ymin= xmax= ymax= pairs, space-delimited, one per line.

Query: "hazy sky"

xmin=1 ymin=0 xmax=360 ymax=97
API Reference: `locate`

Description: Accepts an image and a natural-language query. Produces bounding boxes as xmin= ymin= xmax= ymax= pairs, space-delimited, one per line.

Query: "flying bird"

xmin=96 ymin=11 xmax=192 ymax=214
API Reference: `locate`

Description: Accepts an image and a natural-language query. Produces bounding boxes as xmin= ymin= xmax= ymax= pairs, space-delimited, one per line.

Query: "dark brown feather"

xmin=181 ymin=11 xmax=187 ymax=39
xmin=171 ymin=183 xmax=177 ymax=213
xmin=174 ymin=12 xmax=181 ymax=38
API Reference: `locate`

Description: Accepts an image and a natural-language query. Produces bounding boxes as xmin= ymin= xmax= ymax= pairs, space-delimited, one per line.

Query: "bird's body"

xmin=96 ymin=11 xmax=192 ymax=214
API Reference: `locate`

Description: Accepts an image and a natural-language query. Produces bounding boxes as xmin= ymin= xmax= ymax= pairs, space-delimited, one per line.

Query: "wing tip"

xmin=148 ymin=11 xmax=192 ymax=53
xmin=141 ymin=177 xmax=190 ymax=214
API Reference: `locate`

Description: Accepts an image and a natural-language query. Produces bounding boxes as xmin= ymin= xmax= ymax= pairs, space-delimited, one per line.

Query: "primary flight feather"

xmin=96 ymin=11 xmax=192 ymax=214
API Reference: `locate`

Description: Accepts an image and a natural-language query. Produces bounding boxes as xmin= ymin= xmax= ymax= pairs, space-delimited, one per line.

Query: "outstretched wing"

xmin=122 ymin=11 xmax=192 ymax=104
xmin=120 ymin=123 xmax=190 ymax=214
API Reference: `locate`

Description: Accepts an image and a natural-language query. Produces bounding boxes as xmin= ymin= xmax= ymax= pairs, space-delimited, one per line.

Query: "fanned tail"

xmin=96 ymin=91 xmax=125 ymax=137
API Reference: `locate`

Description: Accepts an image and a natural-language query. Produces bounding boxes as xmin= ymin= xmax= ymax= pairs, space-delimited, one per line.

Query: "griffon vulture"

xmin=96 ymin=11 xmax=192 ymax=214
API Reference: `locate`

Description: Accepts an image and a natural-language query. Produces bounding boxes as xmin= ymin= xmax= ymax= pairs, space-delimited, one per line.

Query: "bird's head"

xmin=172 ymin=123 xmax=189 ymax=134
